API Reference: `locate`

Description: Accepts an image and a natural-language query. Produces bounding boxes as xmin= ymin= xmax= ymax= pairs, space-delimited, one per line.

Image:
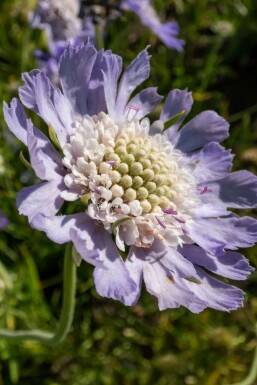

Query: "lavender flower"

xmin=31 ymin=0 xmax=89 ymax=83
xmin=0 ymin=212 xmax=9 ymax=230
xmin=4 ymin=43 xmax=257 ymax=312
xmin=121 ymin=0 xmax=184 ymax=51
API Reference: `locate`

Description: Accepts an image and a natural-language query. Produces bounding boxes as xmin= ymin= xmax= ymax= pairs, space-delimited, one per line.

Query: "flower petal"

xmin=180 ymin=244 xmax=254 ymax=280
xmin=86 ymin=49 xmax=108 ymax=115
xmin=199 ymin=170 xmax=257 ymax=209
xmin=16 ymin=179 xmax=64 ymax=225
xmin=175 ymin=111 xmax=229 ymax=153
xmin=184 ymin=266 xmax=244 ymax=311
xmin=19 ymin=70 xmax=69 ymax=146
xmin=33 ymin=213 xmax=86 ymax=244
xmin=188 ymin=216 xmax=257 ymax=256
xmin=94 ymin=246 xmax=137 ymax=305
xmin=102 ymin=51 xmax=122 ymax=120
xmin=161 ymin=89 xmax=193 ymax=140
xmin=126 ymin=87 xmax=163 ymax=120
xmin=115 ymin=48 xmax=151 ymax=117
xmin=27 ymin=120 xmax=63 ymax=180
xmin=19 ymin=70 xmax=41 ymax=113
xmin=59 ymin=43 xmax=98 ymax=116
xmin=191 ymin=142 xmax=233 ymax=183
xmin=3 ymin=99 xmax=28 ymax=145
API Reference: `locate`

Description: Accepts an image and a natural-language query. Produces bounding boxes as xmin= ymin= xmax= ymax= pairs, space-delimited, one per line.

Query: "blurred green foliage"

xmin=1 ymin=0 xmax=257 ymax=384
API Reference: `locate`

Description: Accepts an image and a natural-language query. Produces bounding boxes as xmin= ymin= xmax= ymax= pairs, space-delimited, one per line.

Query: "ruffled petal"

xmin=191 ymin=142 xmax=233 ymax=183
xmin=188 ymin=216 xmax=257 ymax=256
xmin=115 ymin=48 xmax=151 ymax=118
xmin=126 ymin=87 xmax=163 ymax=120
xmin=3 ymin=99 xmax=28 ymax=145
xmin=161 ymin=89 xmax=193 ymax=140
xmin=86 ymin=49 xmax=108 ymax=115
xmin=198 ymin=171 xmax=257 ymax=209
xmin=124 ymin=249 xmax=144 ymax=305
xmin=19 ymin=70 xmax=41 ymax=113
xmin=59 ymin=43 xmax=97 ymax=116
xmin=180 ymin=244 xmax=254 ymax=280
xmin=102 ymin=51 xmax=122 ymax=120
xmin=184 ymin=266 xmax=244 ymax=311
xmin=32 ymin=213 xmax=87 ymax=244
xmin=27 ymin=120 xmax=63 ymax=180
xmin=16 ymin=179 xmax=64 ymax=224
xmin=94 ymin=244 xmax=137 ymax=305
xmin=0 ymin=212 xmax=9 ymax=230
xmin=175 ymin=111 xmax=229 ymax=153
xmin=19 ymin=70 xmax=69 ymax=146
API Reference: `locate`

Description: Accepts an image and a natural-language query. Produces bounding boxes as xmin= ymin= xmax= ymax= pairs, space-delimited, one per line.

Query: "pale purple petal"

xmin=175 ymin=111 xmax=229 ymax=153
xmin=94 ymin=246 xmax=137 ymax=305
xmin=124 ymin=249 xmax=144 ymax=305
xmin=32 ymin=213 xmax=86 ymax=244
xmin=0 ymin=212 xmax=9 ymax=230
xmin=27 ymin=120 xmax=64 ymax=180
xmin=3 ymin=99 xmax=28 ymax=145
xmin=102 ymin=52 xmax=122 ymax=120
xmin=190 ymin=142 xmax=233 ymax=183
xmin=181 ymin=244 xmax=254 ymax=280
xmin=161 ymin=89 xmax=193 ymax=140
xmin=115 ymin=48 xmax=150 ymax=117
xmin=188 ymin=216 xmax=257 ymax=256
xmin=52 ymin=88 xmax=75 ymax=136
xmin=19 ymin=70 xmax=41 ymax=113
xmin=86 ymin=49 xmax=108 ymax=115
xmin=121 ymin=0 xmax=184 ymax=51
xmin=59 ymin=43 xmax=97 ymax=116
xmin=184 ymin=266 xmax=244 ymax=311
xmin=198 ymin=171 xmax=257 ymax=209
xmin=16 ymin=179 xmax=64 ymax=224
xmin=126 ymin=87 xmax=163 ymax=120
xmin=142 ymin=258 xmax=201 ymax=311
xmin=19 ymin=70 xmax=69 ymax=146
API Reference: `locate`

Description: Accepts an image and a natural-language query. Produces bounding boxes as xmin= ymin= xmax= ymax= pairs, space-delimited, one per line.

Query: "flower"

xmin=30 ymin=0 xmax=91 ymax=83
xmin=121 ymin=0 xmax=184 ymax=51
xmin=4 ymin=43 xmax=257 ymax=312
xmin=0 ymin=212 xmax=9 ymax=230
xmin=31 ymin=1 xmax=183 ymax=82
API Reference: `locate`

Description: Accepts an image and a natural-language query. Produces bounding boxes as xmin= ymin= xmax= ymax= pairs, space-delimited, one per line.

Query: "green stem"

xmin=0 ymin=243 xmax=76 ymax=346
xmin=95 ymin=23 xmax=104 ymax=50
xmin=227 ymin=334 xmax=257 ymax=385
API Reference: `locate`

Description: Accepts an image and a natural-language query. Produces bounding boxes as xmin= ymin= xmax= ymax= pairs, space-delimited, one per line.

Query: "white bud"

xmin=111 ymin=184 xmax=124 ymax=198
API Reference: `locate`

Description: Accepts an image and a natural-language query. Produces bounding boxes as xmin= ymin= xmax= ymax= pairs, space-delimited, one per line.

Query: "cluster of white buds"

xmin=61 ymin=111 xmax=200 ymax=250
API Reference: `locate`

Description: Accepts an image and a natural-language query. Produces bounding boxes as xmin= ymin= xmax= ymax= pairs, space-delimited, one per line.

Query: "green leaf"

xmin=163 ymin=109 xmax=186 ymax=132
xmin=48 ymin=125 xmax=61 ymax=149
xmin=19 ymin=151 xmax=31 ymax=169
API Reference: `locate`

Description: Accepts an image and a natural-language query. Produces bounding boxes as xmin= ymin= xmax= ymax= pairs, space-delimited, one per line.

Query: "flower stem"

xmin=226 ymin=329 xmax=257 ymax=385
xmin=0 ymin=243 xmax=76 ymax=346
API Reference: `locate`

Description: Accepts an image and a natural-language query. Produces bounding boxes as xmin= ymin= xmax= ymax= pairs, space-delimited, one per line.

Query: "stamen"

xmin=106 ymin=160 xmax=117 ymax=167
xmin=125 ymin=104 xmax=142 ymax=122
xmin=162 ymin=208 xmax=178 ymax=215
xmin=94 ymin=186 xmax=101 ymax=195
xmin=155 ymin=215 xmax=166 ymax=229
xmin=174 ymin=217 xmax=186 ymax=224
xmin=198 ymin=186 xmax=213 ymax=195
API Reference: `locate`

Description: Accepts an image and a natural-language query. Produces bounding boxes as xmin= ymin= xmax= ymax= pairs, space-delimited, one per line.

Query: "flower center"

xmin=62 ymin=112 xmax=199 ymax=250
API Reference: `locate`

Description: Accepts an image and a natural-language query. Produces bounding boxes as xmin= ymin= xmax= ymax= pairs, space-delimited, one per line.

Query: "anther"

xmin=130 ymin=162 xmax=143 ymax=176
xmin=111 ymin=184 xmax=124 ymax=198
xmin=132 ymin=176 xmax=144 ymax=189
xmin=137 ymin=187 xmax=149 ymax=200
xmin=123 ymin=188 xmax=137 ymax=202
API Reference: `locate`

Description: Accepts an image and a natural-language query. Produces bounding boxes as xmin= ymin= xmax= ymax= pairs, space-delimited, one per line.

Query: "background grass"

xmin=1 ymin=0 xmax=257 ymax=384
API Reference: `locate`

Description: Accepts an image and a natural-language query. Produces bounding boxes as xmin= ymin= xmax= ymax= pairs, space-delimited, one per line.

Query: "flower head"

xmin=121 ymin=0 xmax=184 ymax=51
xmin=0 ymin=212 xmax=9 ymax=230
xmin=4 ymin=43 xmax=257 ymax=312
